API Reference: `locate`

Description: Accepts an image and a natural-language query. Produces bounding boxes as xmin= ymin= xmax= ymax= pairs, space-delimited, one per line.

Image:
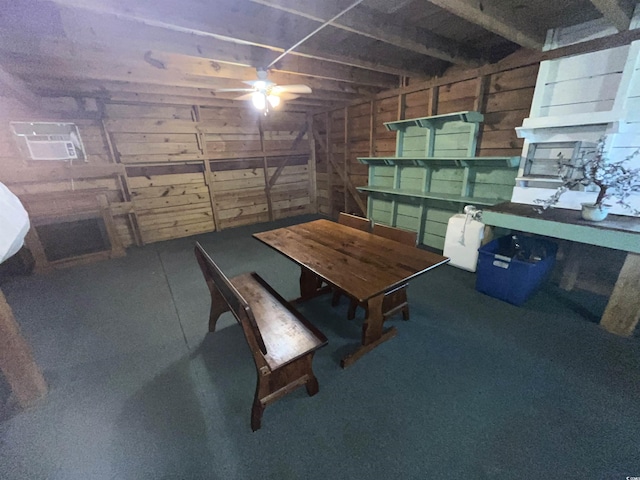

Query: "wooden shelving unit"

xmin=357 ymin=111 xmax=519 ymax=250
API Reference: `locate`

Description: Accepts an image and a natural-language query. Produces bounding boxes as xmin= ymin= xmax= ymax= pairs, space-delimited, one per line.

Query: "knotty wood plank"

xmin=128 ymin=172 xmax=205 ymax=188
xmin=132 ymin=193 xmax=209 ymax=210
xmin=104 ymin=119 xmax=200 ymax=133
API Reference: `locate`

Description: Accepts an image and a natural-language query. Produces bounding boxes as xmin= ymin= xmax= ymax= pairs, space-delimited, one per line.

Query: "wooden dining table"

xmin=253 ymin=219 xmax=449 ymax=367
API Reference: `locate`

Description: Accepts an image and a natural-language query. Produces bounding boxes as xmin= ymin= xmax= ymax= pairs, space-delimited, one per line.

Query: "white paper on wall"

xmin=0 ymin=182 xmax=30 ymax=264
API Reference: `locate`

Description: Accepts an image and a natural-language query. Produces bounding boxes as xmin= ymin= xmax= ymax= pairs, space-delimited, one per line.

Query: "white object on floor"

xmin=443 ymin=209 xmax=485 ymax=272
xmin=0 ymin=182 xmax=30 ymax=264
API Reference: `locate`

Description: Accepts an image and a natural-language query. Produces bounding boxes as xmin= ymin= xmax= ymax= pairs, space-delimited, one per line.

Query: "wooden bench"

xmin=194 ymin=242 xmax=327 ymax=431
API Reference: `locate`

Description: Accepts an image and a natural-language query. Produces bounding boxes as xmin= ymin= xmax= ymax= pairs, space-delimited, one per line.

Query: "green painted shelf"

xmin=359 ymin=110 xmax=519 ymax=250
xmin=384 ymin=111 xmax=485 ymax=131
xmin=357 ymin=186 xmax=505 ymax=206
xmin=358 ymin=156 xmax=520 ymax=168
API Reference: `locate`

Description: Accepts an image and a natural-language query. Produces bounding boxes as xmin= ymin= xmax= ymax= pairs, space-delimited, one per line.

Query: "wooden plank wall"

xmin=0 ymin=95 xmax=314 ymax=266
xmin=0 ymin=96 xmax=134 ymax=251
xmin=313 ymin=63 xmax=538 ymax=219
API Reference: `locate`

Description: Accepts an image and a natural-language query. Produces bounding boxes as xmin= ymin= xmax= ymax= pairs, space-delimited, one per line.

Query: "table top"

xmin=483 ymin=202 xmax=640 ymax=254
xmin=253 ymin=219 xmax=449 ymax=302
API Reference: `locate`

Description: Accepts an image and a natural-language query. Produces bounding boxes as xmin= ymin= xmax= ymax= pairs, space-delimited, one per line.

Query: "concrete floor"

xmin=1 ymin=214 xmax=639 ymax=479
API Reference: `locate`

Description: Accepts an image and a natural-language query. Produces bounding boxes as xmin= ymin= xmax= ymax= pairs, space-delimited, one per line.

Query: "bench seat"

xmin=231 ymin=273 xmax=326 ymax=370
xmin=195 ymin=242 xmax=327 ymax=431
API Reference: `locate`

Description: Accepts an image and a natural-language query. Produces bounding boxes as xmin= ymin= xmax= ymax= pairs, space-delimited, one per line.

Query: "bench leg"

xmin=251 ymin=353 xmax=319 ymax=431
xmin=305 ymin=374 xmax=319 ymax=396
xmin=251 ymin=397 xmax=265 ymax=432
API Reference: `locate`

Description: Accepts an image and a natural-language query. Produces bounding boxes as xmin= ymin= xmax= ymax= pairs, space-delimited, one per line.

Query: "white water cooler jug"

xmin=443 ymin=207 xmax=486 ymax=272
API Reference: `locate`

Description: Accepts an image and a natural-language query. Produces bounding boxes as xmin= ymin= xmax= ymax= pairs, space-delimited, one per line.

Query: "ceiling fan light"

xmin=254 ymin=80 xmax=268 ymax=91
xmin=251 ymin=91 xmax=266 ymax=110
xmin=267 ymin=94 xmax=281 ymax=108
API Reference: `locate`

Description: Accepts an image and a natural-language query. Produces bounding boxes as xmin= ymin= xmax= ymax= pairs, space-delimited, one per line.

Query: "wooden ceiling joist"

xmin=0 ymin=40 xmax=383 ymax=99
xmin=48 ymin=0 xmax=420 ymax=78
xmin=50 ymin=9 xmax=399 ymax=88
xmin=0 ymin=64 xmax=41 ymax=109
xmin=590 ymin=0 xmax=636 ymax=31
xmin=425 ymin=0 xmax=546 ymax=50
xmin=250 ymin=0 xmax=485 ymax=66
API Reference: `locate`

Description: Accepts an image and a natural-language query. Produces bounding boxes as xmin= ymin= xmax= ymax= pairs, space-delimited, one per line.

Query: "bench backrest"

xmin=372 ymin=223 xmax=417 ymax=246
xmin=194 ymin=242 xmax=267 ymax=355
xmin=338 ymin=212 xmax=371 ymax=232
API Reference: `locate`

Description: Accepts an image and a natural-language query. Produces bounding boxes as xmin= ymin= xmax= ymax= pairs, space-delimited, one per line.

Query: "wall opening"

xmin=36 ymin=218 xmax=110 ymax=262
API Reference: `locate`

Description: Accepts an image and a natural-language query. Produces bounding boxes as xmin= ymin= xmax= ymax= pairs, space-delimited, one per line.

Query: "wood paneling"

xmin=314 ymin=64 xmax=538 ymax=220
xmin=0 ymin=89 xmax=315 ymax=262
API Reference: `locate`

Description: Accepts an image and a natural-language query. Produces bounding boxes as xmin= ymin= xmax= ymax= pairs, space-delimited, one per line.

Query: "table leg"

xmin=600 ymin=252 xmax=640 ymax=336
xmin=294 ymin=266 xmax=329 ymax=303
xmin=341 ymin=293 xmax=397 ymax=368
xmin=559 ymin=242 xmax=581 ymax=291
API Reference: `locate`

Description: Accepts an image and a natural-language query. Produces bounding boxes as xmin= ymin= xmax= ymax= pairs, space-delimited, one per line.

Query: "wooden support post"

xmin=99 ymin=105 xmax=143 ymax=247
xmin=429 ymin=87 xmax=439 ymax=116
xmin=307 ymin=114 xmax=318 ymax=213
xmin=343 ymin=106 xmax=349 ymax=213
xmin=473 ymin=75 xmax=490 ymax=156
xmin=194 ymin=105 xmax=221 ymax=231
xmin=23 ymin=228 xmax=50 ymax=274
xmin=369 ymin=100 xmax=376 ymax=157
xmin=327 ymin=112 xmax=334 ymax=218
xmin=326 ymin=154 xmax=367 ymax=215
xmin=97 ymin=194 xmax=126 ymax=258
xmin=258 ymin=117 xmax=274 ymax=222
xmin=268 ymin=123 xmax=308 ymax=188
xmin=397 ymin=93 xmax=406 ymax=121
xmin=0 ymin=288 xmax=47 ymax=408
xmin=314 ymin=123 xmax=366 ymax=216
xmin=600 ymin=252 xmax=640 ymax=336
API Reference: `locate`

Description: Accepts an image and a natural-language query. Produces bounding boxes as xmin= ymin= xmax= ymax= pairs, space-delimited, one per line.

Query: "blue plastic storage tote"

xmin=475 ymin=235 xmax=558 ymax=306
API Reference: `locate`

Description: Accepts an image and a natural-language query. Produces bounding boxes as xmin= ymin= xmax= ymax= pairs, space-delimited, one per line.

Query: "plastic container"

xmin=475 ymin=235 xmax=558 ymax=306
xmin=443 ymin=213 xmax=485 ymax=272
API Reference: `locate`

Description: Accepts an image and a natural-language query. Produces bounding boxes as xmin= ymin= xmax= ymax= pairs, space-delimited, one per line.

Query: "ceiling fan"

xmin=215 ymin=69 xmax=312 ymax=112
xmin=213 ymin=0 xmax=362 ymax=113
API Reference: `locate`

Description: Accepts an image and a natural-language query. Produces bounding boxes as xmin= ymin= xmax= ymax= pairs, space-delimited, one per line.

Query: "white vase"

xmin=581 ymin=203 xmax=609 ymax=221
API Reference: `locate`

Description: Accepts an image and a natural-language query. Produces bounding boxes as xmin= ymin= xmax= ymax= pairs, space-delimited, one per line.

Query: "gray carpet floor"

xmin=1 ymin=214 xmax=639 ymax=480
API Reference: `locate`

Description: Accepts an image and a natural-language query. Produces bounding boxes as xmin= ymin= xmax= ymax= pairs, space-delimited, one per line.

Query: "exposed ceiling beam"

xmin=590 ymin=0 xmax=635 ymax=31
xmin=27 ymin=79 xmax=361 ymax=103
xmin=51 ymin=8 xmax=398 ymax=87
xmin=48 ymin=0 xmax=419 ymax=77
xmin=425 ymin=0 xmax=546 ymax=50
xmin=250 ymin=0 xmax=484 ymax=66
xmin=0 ymin=39 xmax=383 ymax=97
xmin=0 ymin=64 xmax=41 ymax=109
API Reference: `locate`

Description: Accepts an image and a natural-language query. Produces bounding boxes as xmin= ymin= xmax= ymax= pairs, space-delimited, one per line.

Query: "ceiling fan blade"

xmin=279 ymin=93 xmax=300 ymax=101
xmin=234 ymin=93 xmax=256 ymax=101
xmin=215 ymin=88 xmax=255 ymax=93
xmin=272 ymin=84 xmax=312 ymax=94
